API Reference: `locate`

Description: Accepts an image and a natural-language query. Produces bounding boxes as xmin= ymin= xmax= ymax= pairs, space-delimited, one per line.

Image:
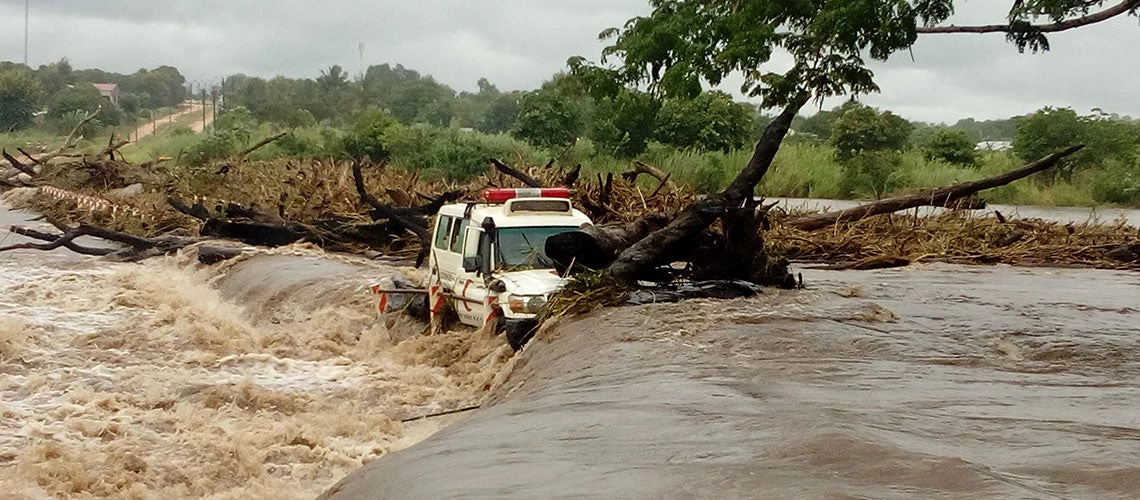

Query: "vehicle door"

xmin=430 ymin=215 xmax=461 ymax=293
xmin=455 ymin=225 xmax=492 ymax=326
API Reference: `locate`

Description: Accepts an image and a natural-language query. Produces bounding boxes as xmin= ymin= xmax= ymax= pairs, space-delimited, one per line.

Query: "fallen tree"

xmin=542 ymin=143 xmax=1088 ymax=287
xmin=602 ymin=95 xmax=809 ymax=285
xmin=784 ymin=145 xmax=1085 ymax=231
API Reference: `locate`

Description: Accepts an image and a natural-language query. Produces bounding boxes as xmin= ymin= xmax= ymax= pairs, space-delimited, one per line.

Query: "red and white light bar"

xmin=482 ymin=187 xmax=571 ymax=203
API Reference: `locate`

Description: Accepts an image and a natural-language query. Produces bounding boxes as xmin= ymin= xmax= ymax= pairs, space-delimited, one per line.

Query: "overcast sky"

xmin=1 ymin=1 xmax=1137 ymax=123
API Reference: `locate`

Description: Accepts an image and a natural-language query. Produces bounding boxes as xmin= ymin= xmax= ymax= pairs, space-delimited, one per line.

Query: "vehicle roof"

xmin=438 ymin=198 xmax=592 ymax=228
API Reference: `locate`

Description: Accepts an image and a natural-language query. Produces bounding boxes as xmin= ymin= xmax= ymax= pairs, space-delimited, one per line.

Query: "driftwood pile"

xmin=3 ymin=120 xmax=1133 ymax=298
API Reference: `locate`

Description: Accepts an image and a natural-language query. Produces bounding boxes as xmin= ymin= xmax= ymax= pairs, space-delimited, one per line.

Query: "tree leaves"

xmin=593 ymin=0 xmax=941 ymax=108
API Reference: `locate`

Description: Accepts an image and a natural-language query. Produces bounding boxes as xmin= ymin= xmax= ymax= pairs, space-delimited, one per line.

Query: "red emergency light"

xmin=482 ymin=187 xmax=571 ymax=203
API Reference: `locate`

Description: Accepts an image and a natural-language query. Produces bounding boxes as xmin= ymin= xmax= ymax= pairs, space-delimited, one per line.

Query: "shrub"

xmin=341 ymin=109 xmax=399 ymax=162
xmin=1090 ymin=160 xmax=1140 ymax=205
xmin=921 ymin=128 xmax=977 ymax=167
xmin=839 ymin=150 xmax=903 ymax=199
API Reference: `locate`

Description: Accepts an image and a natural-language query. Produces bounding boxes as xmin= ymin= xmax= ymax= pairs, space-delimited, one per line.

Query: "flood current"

xmin=0 ymin=199 xmax=515 ymax=498
xmin=1 ymin=196 xmax=1138 ymax=498
xmin=327 ymin=264 xmax=1139 ymax=499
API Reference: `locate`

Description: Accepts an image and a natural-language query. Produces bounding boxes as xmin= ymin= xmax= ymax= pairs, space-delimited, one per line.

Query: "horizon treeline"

xmin=0 ymin=59 xmax=188 ymax=134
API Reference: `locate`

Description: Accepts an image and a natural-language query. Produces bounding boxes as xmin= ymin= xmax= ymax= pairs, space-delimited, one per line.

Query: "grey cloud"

xmin=1 ymin=1 xmax=1137 ymax=122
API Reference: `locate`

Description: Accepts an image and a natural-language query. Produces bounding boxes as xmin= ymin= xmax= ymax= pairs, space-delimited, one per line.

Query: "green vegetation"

xmin=7 ymin=0 xmax=1140 ymax=210
xmin=0 ymin=58 xmax=188 ymax=152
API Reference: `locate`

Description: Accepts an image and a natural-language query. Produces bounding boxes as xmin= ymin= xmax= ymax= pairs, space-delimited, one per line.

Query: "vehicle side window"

xmin=449 ymin=219 xmax=468 ymax=253
xmin=463 ymin=227 xmax=482 ymax=258
xmin=434 ymin=216 xmax=453 ymax=250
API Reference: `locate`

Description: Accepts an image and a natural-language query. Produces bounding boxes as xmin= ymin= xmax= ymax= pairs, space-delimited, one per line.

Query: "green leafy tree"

xmin=921 ymin=128 xmax=978 ymax=166
xmin=122 ymin=66 xmax=187 ymax=107
xmin=794 ymin=101 xmax=862 ymax=142
xmin=828 ymin=103 xmax=913 ymax=197
xmin=48 ymin=85 xmax=105 ymax=119
xmin=34 ymin=58 xmax=74 ymax=96
xmin=361 ymin=64 xmax=455 ymax=124
xmin=342 ymin=109 xmax=400 ymax=162
xmin=511 ymin=85 xmax=584 ymax=148
xmin=829 ymin=103 xmax=914 ymax=161
xmin=653 ymin=91 xmax=753 ymax=153
xmin=479 ymin=93 xmax=520 ymax=134
xmin=589 ymin=88 xmax=661 ymax=157
xmin=1013 ymin=107 xmax=1139 ymax=176
xmin=0 ymin=69 xmax=41 ymax=132
xmin=46 ymin=84 xmax=123 ymax=132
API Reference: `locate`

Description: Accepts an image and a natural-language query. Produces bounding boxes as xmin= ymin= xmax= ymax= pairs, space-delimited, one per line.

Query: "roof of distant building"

xmin=92 ymin=83 xmax=118 ymax=92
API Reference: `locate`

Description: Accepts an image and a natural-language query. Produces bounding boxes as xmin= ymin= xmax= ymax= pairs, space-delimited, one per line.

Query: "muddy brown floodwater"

xmin=0 ymin=202 xmax=516 ymax=498
xmin=326 ymin=263 xmax=1139 ymax=499
xmin=2 ymin=196 xmax=1138 ymax=499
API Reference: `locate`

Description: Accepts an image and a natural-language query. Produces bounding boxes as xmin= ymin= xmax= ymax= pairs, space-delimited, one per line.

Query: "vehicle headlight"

xmin=507 ymin=294 xmax=547 ymax=314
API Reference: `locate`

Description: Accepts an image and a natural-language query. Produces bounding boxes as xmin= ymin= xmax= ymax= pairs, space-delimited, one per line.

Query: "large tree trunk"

xmin=603 ymin=94 xmax=810 ymax=284
xmin=544 ymin=214 xmax=670 ymax=275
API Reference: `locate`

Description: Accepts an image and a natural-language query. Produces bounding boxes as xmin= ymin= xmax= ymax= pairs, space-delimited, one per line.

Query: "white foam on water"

xmin=0 ymin=213 xmax=515 ymax=498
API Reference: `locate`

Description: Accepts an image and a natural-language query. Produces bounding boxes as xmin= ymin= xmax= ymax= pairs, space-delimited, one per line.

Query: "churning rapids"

xmin=2 ymin=197 xmax=1138 ymax=499
xmin=0 ymin=199 xmax=517 ymax=498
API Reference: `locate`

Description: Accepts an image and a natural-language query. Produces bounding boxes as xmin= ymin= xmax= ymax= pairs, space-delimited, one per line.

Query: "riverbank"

xmin=324 ymin=263 xmax=1140 ymax=499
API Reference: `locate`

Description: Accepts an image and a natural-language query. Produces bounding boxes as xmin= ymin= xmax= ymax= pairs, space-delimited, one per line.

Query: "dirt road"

xmin=129 ymin=102 xmax=215 ymax=142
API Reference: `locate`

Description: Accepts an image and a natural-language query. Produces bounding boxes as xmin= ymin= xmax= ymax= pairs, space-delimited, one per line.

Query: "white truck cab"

xmin=427 ymin=187 xmax=591 ymax=349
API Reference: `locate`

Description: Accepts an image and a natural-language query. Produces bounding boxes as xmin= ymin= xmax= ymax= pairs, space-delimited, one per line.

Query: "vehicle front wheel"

xmin=504 ymin=319 xmax=539 ymax=351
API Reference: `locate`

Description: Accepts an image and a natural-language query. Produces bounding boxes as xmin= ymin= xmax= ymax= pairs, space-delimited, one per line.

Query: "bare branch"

xmin=235 ymin=132 xmax=288 ymax=162
xmin=490 ymin=159 xmax=543 ymax=188
xmin=918 ymin=0 xmax=1136 ymax=34
xmin=2 ymin=225 xmax=114 ymax=256
xmin=2 ymin=150 xmax=36 ymax=176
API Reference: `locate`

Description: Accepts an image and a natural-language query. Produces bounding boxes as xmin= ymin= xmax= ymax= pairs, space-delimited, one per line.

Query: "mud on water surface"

xmin=3 ymin=199 xmax=1139 ymax=499
xmin=327 ymin=263 xmax=1140 ymax=499
xmin=0 ymin=205 xmax=517 ymax=498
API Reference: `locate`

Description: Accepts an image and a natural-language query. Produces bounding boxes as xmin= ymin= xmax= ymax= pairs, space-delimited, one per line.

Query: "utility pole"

xmin=24 ymin=0 xmax=29 ymax=66
xmin=201 ymin=88 xmax=207 ymax=129
xmin=358 ymin=43 xmax=365 ymax=81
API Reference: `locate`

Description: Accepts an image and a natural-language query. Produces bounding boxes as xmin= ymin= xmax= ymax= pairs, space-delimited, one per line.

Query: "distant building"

xmin=92 ymin=83 xmax=120 ymax=107
xmin=976 ymin=140 xmax=1012 ymax=151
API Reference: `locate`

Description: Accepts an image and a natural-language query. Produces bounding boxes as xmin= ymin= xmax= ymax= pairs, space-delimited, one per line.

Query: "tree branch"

xmin=235 ymin=132 xmax=288 ymax=162
xmin=918 ymin=0 xmax=1137 ymax=34
xmin=2 ymin=226 xmax=114 ymax=256
xmin=351 ymin=160 xmax=431 ymax=243
xmin=785 ymin=145 xmax=1085 ymax=231
xmin=2 ymin=150 xmax=36 ymax=176
xmin=490 ymin=159 xmax=543 ymax=188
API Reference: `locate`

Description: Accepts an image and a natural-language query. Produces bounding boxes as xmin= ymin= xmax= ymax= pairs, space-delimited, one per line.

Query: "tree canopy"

xmin=0 ymin=68 xmax=40 ymax=132
xmin=594 ymin=1 xmax=1137 ymax=109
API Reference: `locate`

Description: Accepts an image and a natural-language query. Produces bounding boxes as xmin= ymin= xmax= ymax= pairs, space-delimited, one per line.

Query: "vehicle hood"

xmin=496 ymin=269 xmax=565 ymax=296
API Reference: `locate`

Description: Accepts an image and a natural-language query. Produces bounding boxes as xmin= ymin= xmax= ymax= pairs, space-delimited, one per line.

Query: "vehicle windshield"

xmin=495 ymin=226 xmax=577 ymax=270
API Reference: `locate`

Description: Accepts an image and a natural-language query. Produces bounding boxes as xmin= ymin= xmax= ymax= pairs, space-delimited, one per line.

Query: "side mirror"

xmin=463 ymin=257 xmax=479 ymax=273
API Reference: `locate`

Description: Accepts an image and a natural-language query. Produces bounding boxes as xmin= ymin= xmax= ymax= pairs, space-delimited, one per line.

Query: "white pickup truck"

xmin=423 ymin=187 xmax=591 ymax=349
